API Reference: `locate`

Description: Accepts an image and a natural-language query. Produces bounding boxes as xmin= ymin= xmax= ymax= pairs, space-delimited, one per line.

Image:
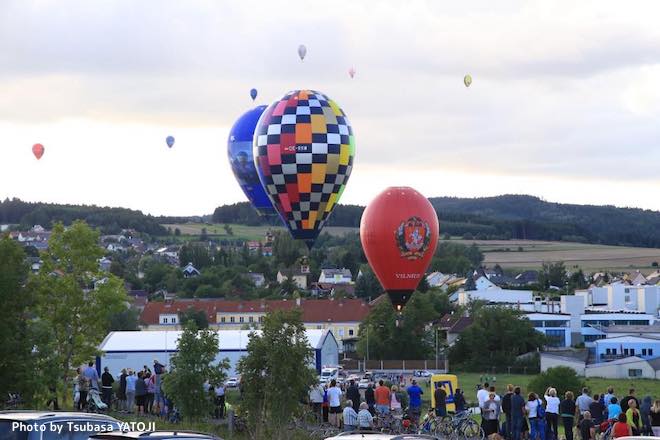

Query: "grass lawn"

xmin=161 ymin=223 xmax=358 ymax=242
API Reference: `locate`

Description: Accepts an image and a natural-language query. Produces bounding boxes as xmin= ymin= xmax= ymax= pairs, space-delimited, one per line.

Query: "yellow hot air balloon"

xmin=464 ymin=74 xmax=472 ymax=87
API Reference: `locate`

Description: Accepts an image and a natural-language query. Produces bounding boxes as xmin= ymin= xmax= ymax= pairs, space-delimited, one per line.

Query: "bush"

xmin=527 ymin=366 xmax=584 ymax=398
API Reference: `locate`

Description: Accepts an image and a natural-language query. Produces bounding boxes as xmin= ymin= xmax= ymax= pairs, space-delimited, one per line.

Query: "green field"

xmin=451 ymin=238 xmax=660 ymax=272
xmin=161 ymin=223 xmax=358 ymax=242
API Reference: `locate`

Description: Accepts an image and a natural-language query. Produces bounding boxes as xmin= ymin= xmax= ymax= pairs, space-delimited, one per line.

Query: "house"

xmin=246 ymin=272 xmax=266 ymax=288
xmin=594 ymin=335 xmax=660 ymax=362
xmin=318 ymin=268 xmax=353 ymax=285
xmin=98 ymin=329 xmax=339 ymax=377
xmin=585 ymin=356 xmax=660 ymax=379
xmin=604 ymin=324 xmax=660 ymax=339
xmin=426 ymin=272 xmax=464 ymax=290
xmin=438 ymin=314 xmax=474 ymax=346
xmin=625 ymin=270 xmax=647 ymax=286
xmin=515 ymin=271 xmax=539 ymax=286
xmin=181 ymin=262 xmax=201 ymax=278
xmin=474 ymin=276 xmax=498 ymax=291
xmin=139 ymin=298 xmax=371 ymax=352
xmin=524 ymin=312 xmax=572 ymax=347
xmin=99 ymin=257 xmax=112 ymax=272
xmin=155 ymin=246 xmax=180 ymax=265
xmin=277 ymin=267 xmax=309 ymax=290
xmin=540 ymin=350 xmax=589 ymax=376
xmin=106 ymin=243 xmax=125 ymax=253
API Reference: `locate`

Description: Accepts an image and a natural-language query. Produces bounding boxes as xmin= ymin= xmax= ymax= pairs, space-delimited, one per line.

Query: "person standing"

xmin=135 ymin=372 xmax=147 ymax=416
xmin=626 ymin=399 xmax=642 ymax=436
xmin=374 ymin=380 xmax=391 ymax=415
xmin=620 ymin=388 xmax=639 ymax=414
xmin=603 ymin=387 xmax=615 ymax=407
xmin=578 ymin=411 xmax=595 ymax=440
xmin=588 ymin=394 xmax=605 ymax=425
xmin=365 ymin=383 xmax=376 ymax=415
xmin=118 ymin=369 xmax=127 ymax=412
xmin=544 ymin=388 xmax=560 ymax=440
xmin=526 ymin=392 xmax=545 ymax=440
xmin=125 ymin=370 xmax=137 ymax=414
xmin=78 ymin=371 xmax=90 ymax=411
xmin=650 ymin=400 xmax=660 ymax=437
xmin=434 ymin=383 xmax=448 ymax=417
xmin=560 ymin=391 xmax=576 ymax=440
xmin=607 ymin=397 xmax=623 ymax=420
xmin=342 ymin=401 xmax=358 ymax=432
xmin=407 ymin=380 xmax=424 ymax=423
xmin=575 ymin=388 xmax=593 ymax=419
xmin=455 ymin=388 xmax=466 ymax=413
xmin=327 ymin=379 xmax=343 ymax=428
xmin=358 ymin=402 xmax=374 ymax=430
xmin=346 ymin=380 xmax=361 ymax=415
xmin=145 ymin=374 xmax=155 ymax=414
xmin=478 ymin=382 xmax=491 ymax=409
xmin=483 ymin=393 xmax=501 ymax=436
xmin=612 ymin=413 xmax=632 ymax=438
xmin=101 ymin=367 xmax=114 ymax=407
xmin=640 ymin=396 xmax=652 ymax=436
xmin=309 ymin=383 xmax=325 ymax=422
xmin=214 ymin=382 xmax=225 ymax=419
xmin=83 ymin=361 xmax=100 ymax=391
xmin=511 ymin=387 xmax=526 ymax=440
xmin=502 ymin=384 xmax=514 ymax=440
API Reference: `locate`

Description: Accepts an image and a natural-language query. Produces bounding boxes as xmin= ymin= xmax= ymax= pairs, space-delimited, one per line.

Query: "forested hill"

xmin=0 ymin=198 xmax=167 ymax=235
xmin=212 ymin=195 xmax=660 ymax=248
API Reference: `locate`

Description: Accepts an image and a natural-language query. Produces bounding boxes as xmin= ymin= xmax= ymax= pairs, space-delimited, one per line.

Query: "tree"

xmin=539 ymin=261 xmax=568 ymax=290
xmin=174 ymin=228 xmax=181 ymax=236
xmin=179 ymin=308 xmax=209 ymax=329
xmin=354 ymin=267 xmax=383 ymax=299
xmin=237 ymin=310 xmax=316 ymax=440
xmin=527 ymin=366 xmax=585 ymax=398
xmin=568 ymin=269 xmax=588 ymax=291
xmin=0 ymin=237 xmax=38 ymax=404
xmin=30 ymin=221 xmax=128 ymax=405
xmin=272 ymin=232 xmax=305 ymax=267
xmin=162 ymin=320 xmax=229 ymax=422
xmin=108 ymin=308 xmax=141 ymax=331
xmin=448 ymin=306 xmax=546 ymax=371
xmin=200 ymin=227 xmax=209 ymax=241
xmin=223 ymin=224 xmax=234 ymax=236
xmin=179 ymin=243 xmax=212 ymax=270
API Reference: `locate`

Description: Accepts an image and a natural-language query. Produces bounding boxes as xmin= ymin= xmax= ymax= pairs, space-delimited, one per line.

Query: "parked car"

xmin=0 ymin=411 xmax=122 ymax=440
xmin=224 ymin=377 xmax=239 ymax=388
xmin=413 ymin=370 xmax=432 ymax=377
xmin=358 ymin=379 xmax=370 ymax=389
xmin=90 ymin=431 xmax=222 ymax=440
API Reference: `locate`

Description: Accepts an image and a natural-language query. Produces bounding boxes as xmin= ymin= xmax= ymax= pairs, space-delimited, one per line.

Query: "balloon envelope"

xmin=166 ymin=136 xmax=175 ymax=148
xmin=32 ymin=143 xmax=44 ymax=160
xmin=250 ymin=88 xmax=258 ymax=101
xmin=254 ymin=90 xmax=355 ymax=248
xmin=360 ymin=186 xmax=439 ymax=310
xmin=228 ymin=105 xmax=276 ymax=217
xmin=298 ymin=44 xmax=307 ymax=61
xmin=464 ymin=74 xmax=472 ymax=87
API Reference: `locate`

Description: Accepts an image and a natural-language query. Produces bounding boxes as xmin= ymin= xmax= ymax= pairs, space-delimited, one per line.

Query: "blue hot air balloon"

xmin=166 ymin=136 xmax=175 ymax=148
xmin=250 ymin=88 xmax=258 ymax=101
xmin=228 ymin=106 xmax=276 ymax=217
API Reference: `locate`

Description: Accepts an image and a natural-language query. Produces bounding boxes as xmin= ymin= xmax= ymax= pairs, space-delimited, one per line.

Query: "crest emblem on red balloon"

xmin=395 ymin=216 xmax=431 ymax=260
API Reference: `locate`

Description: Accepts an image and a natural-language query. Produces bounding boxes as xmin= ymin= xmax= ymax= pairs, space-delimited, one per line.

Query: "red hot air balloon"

xmin=32 ymin=143 xmax=45 ymax=160
xmin=360 ymin=186 xmax=439 ymax=311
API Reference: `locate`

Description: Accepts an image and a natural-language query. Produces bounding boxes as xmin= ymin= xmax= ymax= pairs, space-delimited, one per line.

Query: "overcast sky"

xmin=1 ymin=0 xmax=660 ymax=216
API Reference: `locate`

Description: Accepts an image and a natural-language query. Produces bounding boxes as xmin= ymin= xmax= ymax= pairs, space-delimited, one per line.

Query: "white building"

xmin=318 ymin=268 xmax=353 ymax=285
xmin=540 ymin=350 xmax=588 ymax=376
xmin=576 ymin=284 xmax=660 ymax=314
xmin=455 ymin=289 xmax=534 ymax=306
xmin=524 ymin=313 xmax=572 ymax=347
xmin=98 ymin=329 xmax=339 ymax=377
xmin=585 ymin=356 xmax=660 ymax=379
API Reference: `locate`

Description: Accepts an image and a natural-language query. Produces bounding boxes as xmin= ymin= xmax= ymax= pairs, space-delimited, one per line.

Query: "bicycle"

xmin=439 ymin=410 xmax=485 ymax=440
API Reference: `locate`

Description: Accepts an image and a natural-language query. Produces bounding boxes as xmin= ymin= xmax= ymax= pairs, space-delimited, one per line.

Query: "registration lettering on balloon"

xmin=395 ymin=216 xmax=432 ymax=260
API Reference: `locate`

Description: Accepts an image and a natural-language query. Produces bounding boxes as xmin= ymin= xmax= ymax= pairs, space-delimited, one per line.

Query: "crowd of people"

xmin=474 ymin=382 xmax=660 ymax=440
xmin=307 ymin=377 xmax=465 ymax=432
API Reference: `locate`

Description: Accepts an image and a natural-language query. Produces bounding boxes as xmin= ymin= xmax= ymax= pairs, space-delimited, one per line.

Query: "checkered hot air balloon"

xmin=253 ymin=90 xmax=355 ymax=248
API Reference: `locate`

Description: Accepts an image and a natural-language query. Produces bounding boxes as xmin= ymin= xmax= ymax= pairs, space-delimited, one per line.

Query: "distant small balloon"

xmin=250 ymin=88 xmax=258 ymax=101
xmin=166 ymin=136 xmax=175 ymax=148
xmin=348 ymin=67 xmax=356 ymax=79
xmin=32 ymin=143 xmax=44 ymax=160
xmin=464 ymin=74 xmax=472 ymax=87
xmin=298 ymin=44 xmax=307 ymax=61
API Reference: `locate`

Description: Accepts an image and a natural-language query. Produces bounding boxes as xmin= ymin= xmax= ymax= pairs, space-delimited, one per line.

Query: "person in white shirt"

xmin=327 ymin=379 xmax=343 ymax=428
xmin=526 ymin=392 xmax=544 ymax=440
xmin=477 ymin=382 xmax=491 ymax=408
xmin=544 ymin=387 xmax=561 ymax=440
xmin=309 ymin=384 xmax=325 ymax=422
xmin=358 ymin=402 xmax=374 ymax=430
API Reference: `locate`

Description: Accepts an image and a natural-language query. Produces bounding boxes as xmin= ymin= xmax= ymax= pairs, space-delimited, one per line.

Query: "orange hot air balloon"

xmin=360 ymin=186 xmax=439 ymax=311
xmin=32 ymin=143 xmax=45 ymax=160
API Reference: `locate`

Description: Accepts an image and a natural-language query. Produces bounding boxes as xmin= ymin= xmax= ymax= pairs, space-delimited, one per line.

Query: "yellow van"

xmin=430 ymin=374 xmax=459 ymax=412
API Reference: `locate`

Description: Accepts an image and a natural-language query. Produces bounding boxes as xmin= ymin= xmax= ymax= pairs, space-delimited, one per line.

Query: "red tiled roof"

xmin=140 ymin=298 xmax=371 ymax=325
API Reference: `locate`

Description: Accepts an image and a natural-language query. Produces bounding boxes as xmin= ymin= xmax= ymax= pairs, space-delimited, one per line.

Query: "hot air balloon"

xmin=360 ymin=187 xmax=439 ymax=311
xmin=32 ymin=143 xmax=44 ymax=160
xmin=298 ymin=44 xmax=307 ymax=61
xmin=348 ymin=67 xmax=356 ymax=79
xmin=254 ymin=90 xmax=355 ymax=248
xmin=250 ymin=88 xmax=258 ymax=101
xmin=228 ymin=105 xmax=276 ymax=217
xmin=166 ymin=136 xmax=175 ymax=148
xmin=464 ymin=74 xmax=472 ymax=87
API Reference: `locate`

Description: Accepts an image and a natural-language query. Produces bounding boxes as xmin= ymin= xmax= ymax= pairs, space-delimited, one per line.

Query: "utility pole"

xmin=435 ymin=327 xmax=438 ymax=370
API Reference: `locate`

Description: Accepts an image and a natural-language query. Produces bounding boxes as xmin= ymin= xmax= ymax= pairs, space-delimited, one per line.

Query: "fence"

xmin=339 ymin=358 xmax=448 ymax=372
